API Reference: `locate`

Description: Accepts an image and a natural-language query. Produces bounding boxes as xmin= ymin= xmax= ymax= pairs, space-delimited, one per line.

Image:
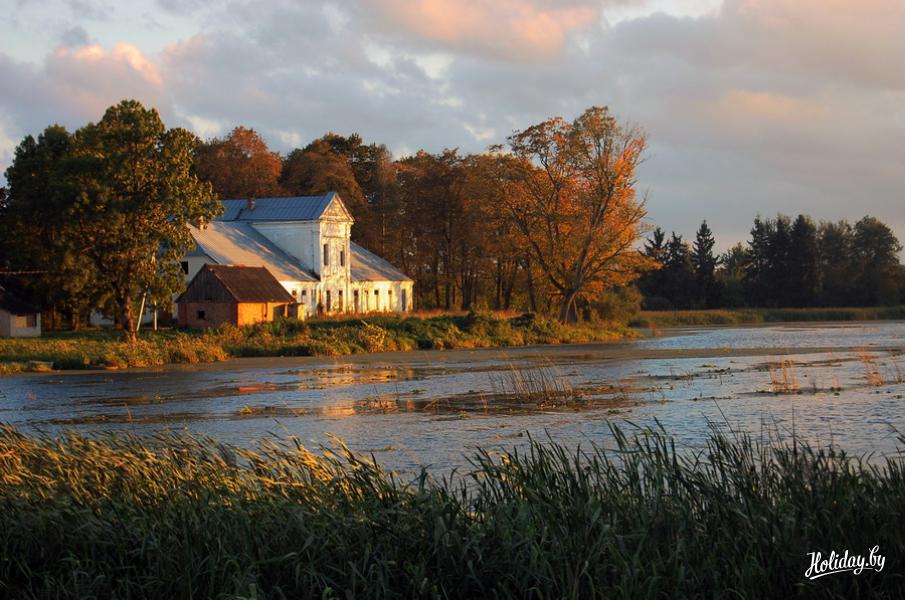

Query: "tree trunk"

xmin=525 ymin=255 xmax=538 ymax=313
xmin=558 ymin=289 xmax=579 ymax=323
xmin=120 ymin=293 xmax=137 ymax=343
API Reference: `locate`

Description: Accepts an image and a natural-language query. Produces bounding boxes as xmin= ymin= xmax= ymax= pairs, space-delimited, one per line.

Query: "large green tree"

xmin=1 ymin=125 xmax=102 ymax=328
xmin=68 ymin=100 xmax=220 ymax=340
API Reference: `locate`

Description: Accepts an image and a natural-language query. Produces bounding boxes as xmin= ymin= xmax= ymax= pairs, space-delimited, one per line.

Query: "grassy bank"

xmin=1 ymin=425 xmax=901 ymax=598
xmin=631 ymin=305 xmax=905 ymax=328
xmin=0 ymin=312 xmax=632 ymax=375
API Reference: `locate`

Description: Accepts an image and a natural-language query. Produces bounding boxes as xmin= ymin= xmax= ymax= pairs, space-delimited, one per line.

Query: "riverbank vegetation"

xmin=0 ymin=425 xmax=900 ymax=598
xmin=631 ymin=305 xmax=905 ymax=328
xmin=0 ymin=312 xmax=632 ymax=375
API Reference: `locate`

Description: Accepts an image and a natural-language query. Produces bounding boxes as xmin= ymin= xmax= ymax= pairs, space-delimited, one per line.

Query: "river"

xmin=2 ymin=322 xmax=905 ymax=471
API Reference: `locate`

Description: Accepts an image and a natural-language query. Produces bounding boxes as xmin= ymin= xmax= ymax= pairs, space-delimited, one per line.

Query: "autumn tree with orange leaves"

xmin=195 ymin=127 xmax=284 ymax=199
xmin=503 ymin=106 xmax=653 ymax=322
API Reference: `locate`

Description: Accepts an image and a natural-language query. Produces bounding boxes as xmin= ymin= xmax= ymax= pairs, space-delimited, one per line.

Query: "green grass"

xmin=1 ymin=424 xmax=902 ymax=598
xmin=0 ymin=312 xmax=633 ymax=375
xmin=631 ymin=305 xmax=905 ymax=328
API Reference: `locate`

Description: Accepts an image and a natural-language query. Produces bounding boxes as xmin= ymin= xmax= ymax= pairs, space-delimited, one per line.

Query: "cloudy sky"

xmin=2 ymin=0 xmax=904 ymax=247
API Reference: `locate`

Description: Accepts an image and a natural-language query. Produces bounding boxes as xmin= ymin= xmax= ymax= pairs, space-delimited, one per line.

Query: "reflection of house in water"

xmin=182 ymin=192 xmax=413 ymax=319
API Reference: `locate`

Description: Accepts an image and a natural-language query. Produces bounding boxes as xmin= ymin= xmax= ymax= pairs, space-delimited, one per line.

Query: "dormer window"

xmin=323 ymin=243 xmax=329 ymax=266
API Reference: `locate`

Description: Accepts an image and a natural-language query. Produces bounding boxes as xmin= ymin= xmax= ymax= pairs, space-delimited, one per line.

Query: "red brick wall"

xmin=179 ymin=301 xmax=290 ymax=328
xmin=179 ymin=302 xmax=238 ymax=328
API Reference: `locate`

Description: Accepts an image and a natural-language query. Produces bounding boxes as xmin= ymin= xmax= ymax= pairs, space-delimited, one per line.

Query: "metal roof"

xmin=351 ymin=242 xmax=413 ymax=282
xmin=189 ymin=222 xmax=318 ymax=282
xmin=218 ymin=192 xmax=338 ymax=222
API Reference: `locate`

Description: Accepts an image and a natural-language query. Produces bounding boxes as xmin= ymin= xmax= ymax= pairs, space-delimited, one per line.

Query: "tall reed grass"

xmin=1 ymin=424 xmax=902 ymax=598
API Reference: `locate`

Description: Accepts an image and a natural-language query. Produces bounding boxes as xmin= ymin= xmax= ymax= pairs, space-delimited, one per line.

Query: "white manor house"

xmin=182 ymin=192 xmax=413 ymax=319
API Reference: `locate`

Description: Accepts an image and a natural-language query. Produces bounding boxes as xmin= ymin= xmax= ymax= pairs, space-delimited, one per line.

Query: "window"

xmin=326 ymin=290 xmax=332 ymax=312
xmin=292 ymin=289 xmax=298 ymax=299
xmin=323 ymin=244 xmax=329 ymax=266
xmin=340 ymin=250 xmax=345 ymax=267
xmin=301 ymin=289 xmax=307 ymax=298
xmin=401 ymin=290 xmax=407 ymax=311
xmin=26 ymin=313 xmax=37 ymax=328
xmin=180 ymin=261 xmax=189 ymax=275
xmin=338 ymin=290 xmax=343 ymax=310
xmin=197 ymin=310 xmax=206 ymax=320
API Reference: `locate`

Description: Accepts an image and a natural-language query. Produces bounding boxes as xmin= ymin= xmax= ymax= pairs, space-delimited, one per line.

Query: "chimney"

xmin=246 ymin=197 xmax=256 ymax=211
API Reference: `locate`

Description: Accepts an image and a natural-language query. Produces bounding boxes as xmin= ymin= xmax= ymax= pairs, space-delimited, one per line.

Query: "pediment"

xmin=322 ymin=194 xmax=354 ymax=223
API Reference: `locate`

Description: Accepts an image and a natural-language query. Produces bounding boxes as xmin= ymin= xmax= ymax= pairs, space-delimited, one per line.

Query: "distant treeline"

xmin=639 ymin=215 xmax=904 ymax=310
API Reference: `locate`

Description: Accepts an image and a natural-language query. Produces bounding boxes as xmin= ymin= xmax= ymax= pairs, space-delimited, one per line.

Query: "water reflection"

xmin=2 ymin=322 xmax=905 ymax=471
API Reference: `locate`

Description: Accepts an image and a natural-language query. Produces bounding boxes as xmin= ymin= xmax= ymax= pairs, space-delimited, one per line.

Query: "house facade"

xmin=0 ymin=280 xmax=41 ymax=338
xmin=182 ymin=192 xmax=413 ymax=319
xmin=177 ymin=264 xmax=294 ymax=328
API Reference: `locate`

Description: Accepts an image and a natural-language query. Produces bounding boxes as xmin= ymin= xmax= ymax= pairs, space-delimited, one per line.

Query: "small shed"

xmin=0 ymin=280 xmax=41 ymax=338
xmin=177 ymin=264 xmax=294 ymax=328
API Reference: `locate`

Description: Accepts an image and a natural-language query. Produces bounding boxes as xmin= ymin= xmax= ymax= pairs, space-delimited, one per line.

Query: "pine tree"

xmin=664 ymin=232 xmax=695 ymax=308
xmin=638 ymin=227 xmax=667 ymax=302
xmin=766 ymin=215 xmax=792 ymax=306
xmin=788 ymin=214 xmax=820 ymax=306
xmin=691 ymin=220 xmax=719 ymax=308
xmin=818 ymin=220 xmax=855 ymax=306
xmin=745 ymin=216 xmax=773 ymax=306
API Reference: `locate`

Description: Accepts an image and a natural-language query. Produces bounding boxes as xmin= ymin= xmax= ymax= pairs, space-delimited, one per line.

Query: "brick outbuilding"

xmin=177 ymin=264 xmax=294 ymax=328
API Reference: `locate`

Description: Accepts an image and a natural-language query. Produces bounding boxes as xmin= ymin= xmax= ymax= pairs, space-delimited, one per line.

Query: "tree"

xmin=852 ymin=216 xmax=902 ymax=305
xmin=194 ymin=126 xmax=284 ymax=199
xmin=281 ymin=139 xmax=366 ymax=214
xmin=502 ymin=106 xmax=652 ymax=322
xmin=787 ymin=214 xmax=820 ymax=306
xmin=663 ymin=232 xmax=695 ymax=308
xmin=691 ymin=220 xmax=719 ymax=308
xmin=745 ymin=216 xmax=773 ymax=306
xmin=766 ymin=215 xmax=792 ymax=307
xmin=1 ymin=125 xmax=102 ymax=328
xmin=638 ymin=227 xmax=667 ymax=303
xmin=68 ymin=100 xmax=220 ymax=340
xmin=718 ymin=243 xmax=749 ymax=307
xmin=818 ymin=220 xmax=855 ymax=306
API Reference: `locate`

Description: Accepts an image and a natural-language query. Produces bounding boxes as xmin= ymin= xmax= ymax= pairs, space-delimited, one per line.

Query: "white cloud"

xmin=180 ymin=112 xmax=223 ymax=139
xmin=464 ymin=123 xmax=496 ymax=142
